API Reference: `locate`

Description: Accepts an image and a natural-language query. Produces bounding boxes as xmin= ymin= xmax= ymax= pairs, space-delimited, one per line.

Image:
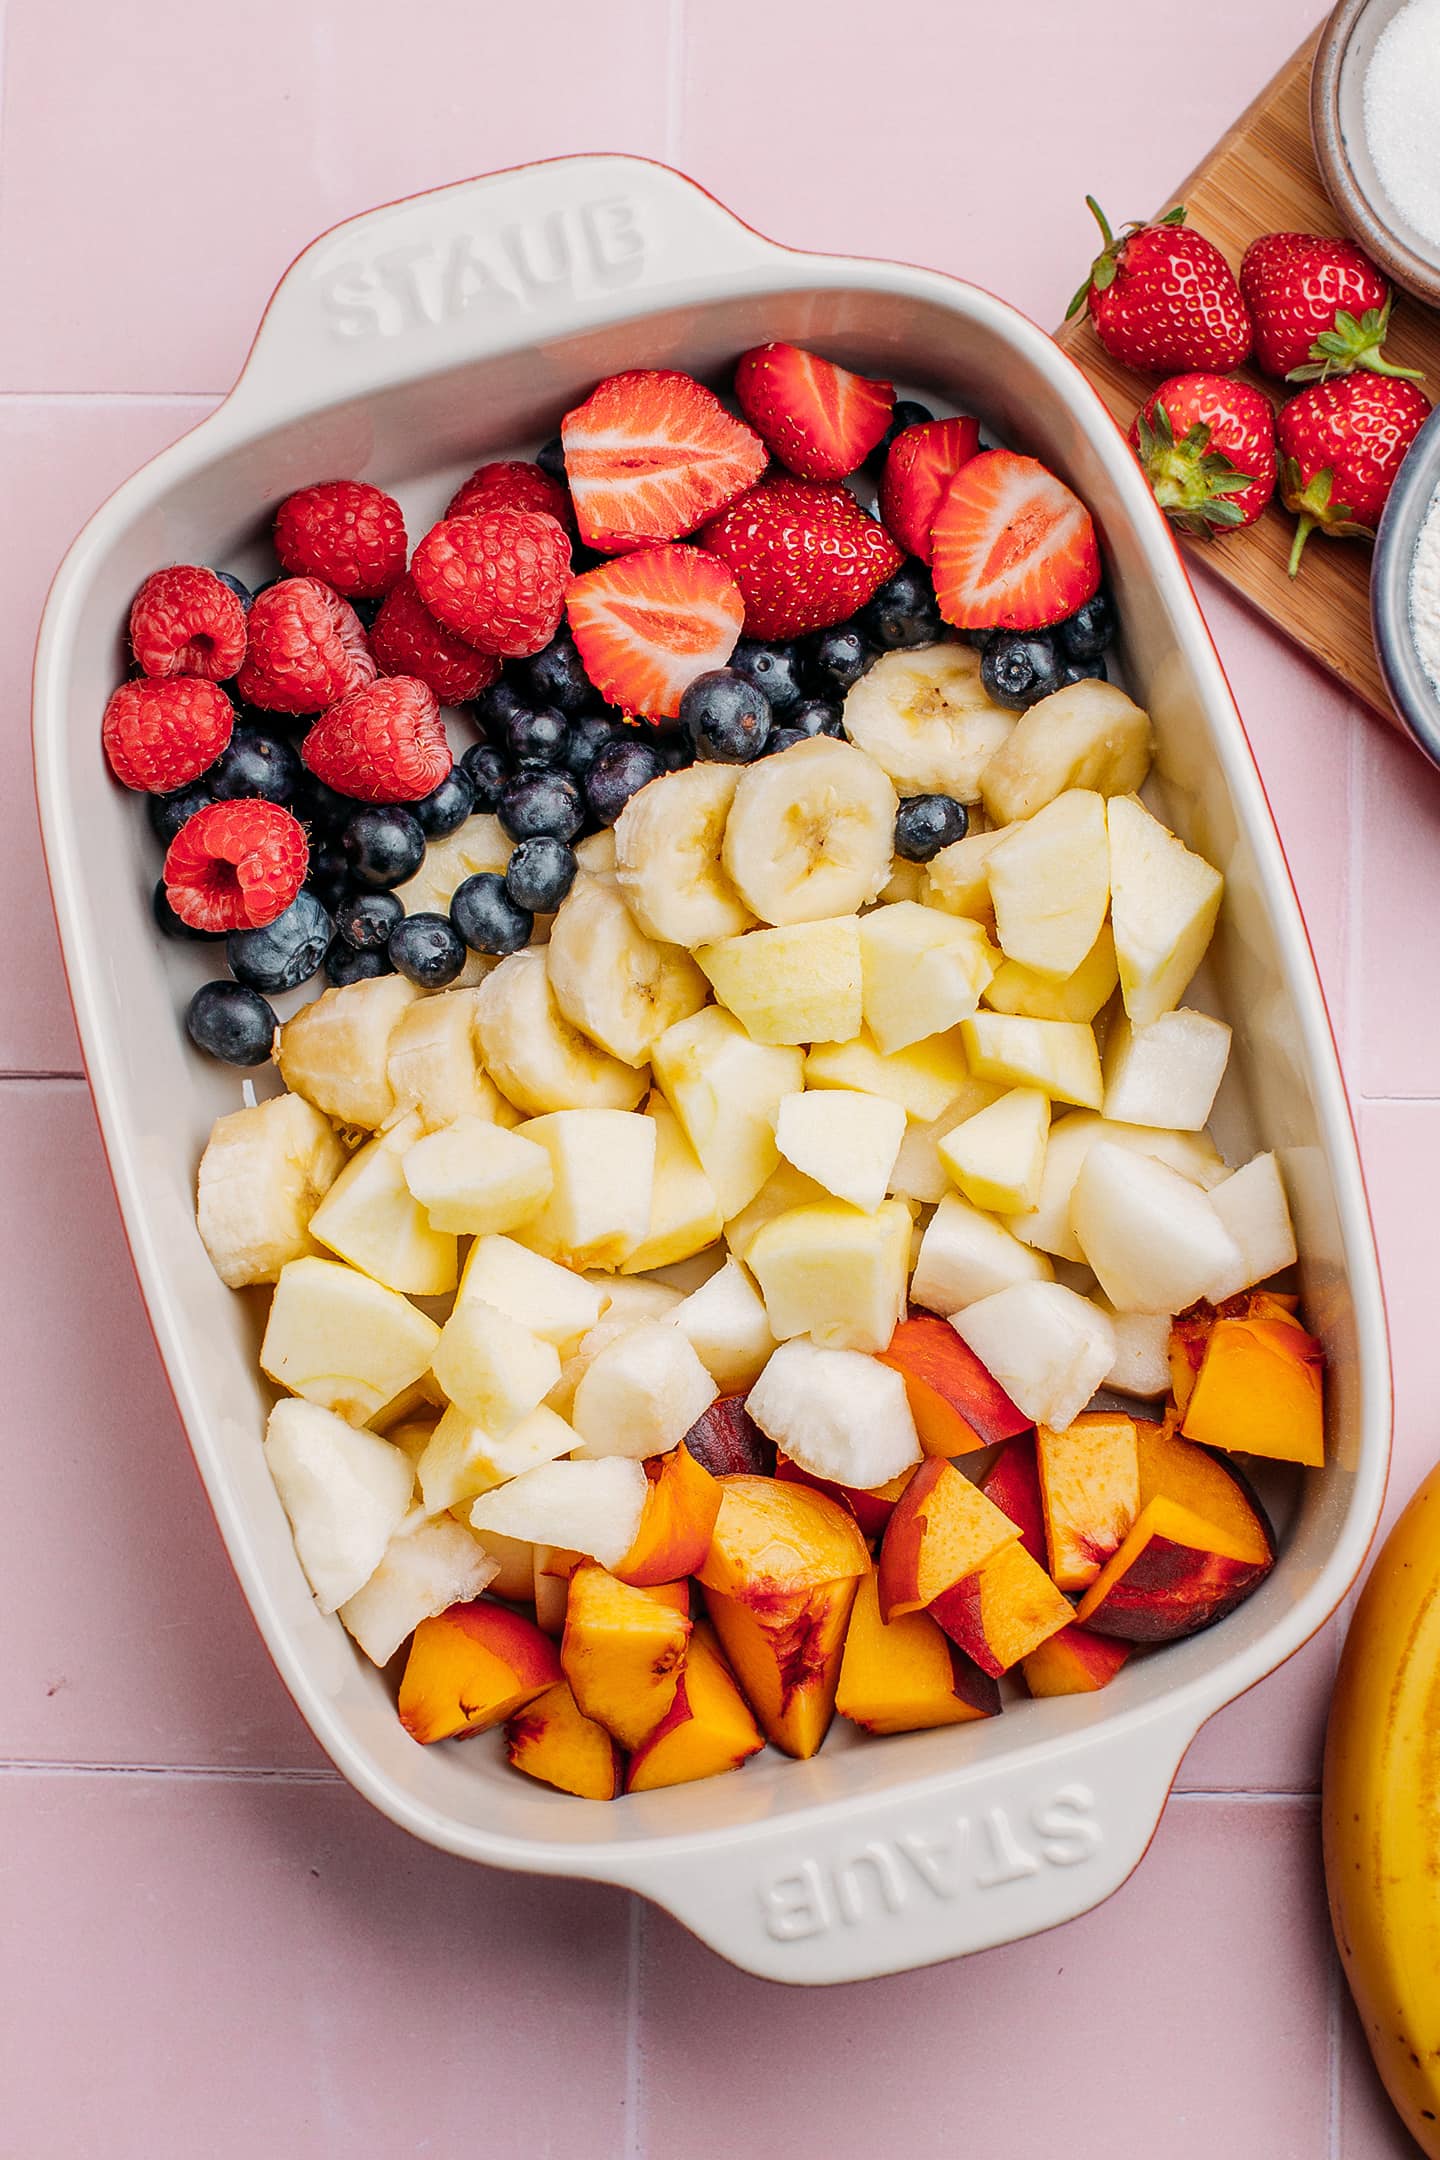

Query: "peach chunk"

xmin=1181 ymin=1309 xmax=1324 ymax=1468
xmin=612 ymin=1444 xmax=722 ymax=1588
xmin=929 ymin=1539 xmax=1073 ymax=1677
xmin=561 ymin=1563 xmax=692 ymax=1749
xmin=399 ymin=1600 xmax=562 ymax=1744
xmin=775 ymin=1453 xmax=916 ymax=1537
xmin=680 ymin=1394 xmax=775 ymax=1478
xmin=981 ymin=1434 xmax=1048 ymax=1565
xmin=706 ymin=1576 xmax=860 ymax=1759
xmin=626 ymin=1623 xmax=764 ymax=1792
xmin=1167 ymin=1307 xmax=1214 ymax=1415
xmin=1035 ymin=1412 xmax=1141 ymax=1592
xmin=532 ymin=1545 xmax=582 ymax=1636
xmin=1075 ymin=1487 xmax=1274 ymax=1642
xmin=835 ymin=1571 xmax=1001 ymax=1735
xmin=506 ymin=1680 xmax=623 ymax=1799
xmin=876 ymin=1456 xmax=1020 ymax=1620
xmin=1022 ymin=1622 xmax=1132 ymax=1696
xmin=876 ymin=1313 xmax=1031 ymax=1456
xmin=696 ymin=1475 xmax=870 ymax=1604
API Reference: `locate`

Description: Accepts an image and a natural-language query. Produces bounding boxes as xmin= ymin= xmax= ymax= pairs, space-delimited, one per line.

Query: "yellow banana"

xmin=1324 ymin=1462 xmax=1440 ymax=2158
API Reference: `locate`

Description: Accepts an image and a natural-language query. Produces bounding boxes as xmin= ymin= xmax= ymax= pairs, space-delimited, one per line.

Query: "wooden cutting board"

xmin=1053 ymin=25 xmax=1436 ymax=720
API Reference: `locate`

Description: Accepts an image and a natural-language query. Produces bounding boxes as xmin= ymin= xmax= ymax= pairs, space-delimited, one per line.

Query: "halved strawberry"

xmin=560 ymin=370 xmax=766 ymax=553
xmin=880 ymin=416 xmax=983 ymax=561
xmin=566 ymin=546 xmax=745 ymax=718
xmin=699 ymin=477 xmax=903 ymax=640
xmin=930 ymin=450 xmax=1101 ymax=630
xmin=735 ymin=343 xmax=895 ymax=480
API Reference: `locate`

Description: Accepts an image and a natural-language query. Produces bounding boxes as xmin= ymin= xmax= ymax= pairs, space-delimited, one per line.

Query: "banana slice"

xmin=474 ymin=947 xmax=648 ymax=1116
xmin=722 ymin=736 xmax=897 ymax=927
xmin=842 ymin=643 xmax=1015 ymax=798
xmin=547 ymin=873 xmax=709 ymax=1067
xmin=394 ymin=813 xmax=512 ymax=915
xmin=196 ymin=1092 xmax=348 ymax=1288
xmin=614 ymin=763 xmax=755 ymax=948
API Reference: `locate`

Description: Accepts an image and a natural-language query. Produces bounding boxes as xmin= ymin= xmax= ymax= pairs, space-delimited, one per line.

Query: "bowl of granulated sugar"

xmin=1370 ymin=400 xmax=1440 ymax=761
xmin=1314 ymin=0 xmax=1440 ymax=306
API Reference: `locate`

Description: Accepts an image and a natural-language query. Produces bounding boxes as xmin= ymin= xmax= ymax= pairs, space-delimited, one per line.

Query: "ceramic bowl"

xmin=31 ymin=156 xmax=1391 ymax=1986
xmin=1313 ymin=0 xmax=1440 ymax=306
xmin=1371 ymin=399 xmax=1440 ymax=757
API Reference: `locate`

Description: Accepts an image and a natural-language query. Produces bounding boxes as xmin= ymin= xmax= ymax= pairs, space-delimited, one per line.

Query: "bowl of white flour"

xmin=1370 ymin=399 xmax=1440 ymax=760
xmin=1314 ymin=0 xmax=1440 ymax=306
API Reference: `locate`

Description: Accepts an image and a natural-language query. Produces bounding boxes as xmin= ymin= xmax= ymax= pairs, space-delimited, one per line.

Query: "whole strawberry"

xmin=1240 ymin=231 xmax=1423 ymax=384
xmin=699 ymin=478 xmax=903 ymax=639
xmin=1129 ymin=374 xmax=1277 ymax=534
xmin=1068 ymin=198 xmax=1251 ymax=374
xmin=1277 ymin=374 xmax=1431 ymax=574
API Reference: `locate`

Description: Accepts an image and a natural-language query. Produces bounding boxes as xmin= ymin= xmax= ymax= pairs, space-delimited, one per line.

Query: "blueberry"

xmin=961 ymin=626 xmax=999 ymax=651
xmin=451 ymin=871 xmax=533 ymax=956
xmin=1061 ymin=655 xmax=1108 ymax=687
xmin=857 ymin=561 xmax=943 ymax=650
xmin=728 ymin=638 xmax=806 ymax=717
xmin=293 ymin=774 xmax=354 ymax=835
xmin=563 ymin=712 xmax=617 ymax=778
xmin=866 ymin=397 xmax=936 ymax=472
xmin=411 ymin=767 xmax=476 ymax=838
xmin=340 ymin=806 xmax=426 ymax=890
xmin=325 ymin=941 xmax=393 ymax=986
xmin=211 ymin=569 xmax=254 ymax=613
xmin=335 ymin=889 xmax=404 ymax=952
xmin=152 ymin=879 xmax=223 ymax=941
xmin=679 ymin=669 xmax=772 ymax=762
xmin=498 ymin=770 xmax=584 ymax=844
xmin=304 ymin=842 xmax=353 ymax=914
xmin=227 ymin=892 xmax=333 ymax=993
xmin=584 ymin=739 xmax=663 ymax=826
xmin=981 ymin=631 xmax=1063 ymax=711
xmin=505 ymin=703 xmax=570 ymax=769
xmin=804 ymin=624 xmax=877 ymax=697
xmin=1057 ymin=592 xmax=1115 ymax=662
xmin=389 ymin=911 xmax=467 ymax=987
xmin=505 ymin=835 xmax=578 ymax=914
xmin=186 ymin=980 xmax=278 ymax=1065
xmin=659 ymin=738 xmax=691 ymax=771
xmin=148 ymin=781 xmax=215 ymax=848
xmin=788 ymin=698 xmax=845 ymax=739
xmin=515 ymin=629 xmax=592 ymax=715
xmin=209 ymin=725 xmax=303 ymax=806
xmin=766 ymin=727 xmax=810 ymax=755
xmin=536 ymin=435 xmax=568 ymax=482
xmin=894 ymin=794 xmax=969 ymax=862
xmin=461 ymin=742 xmax=509 ymax=812
xmin=473 ymin=677 xmax=531 ymax=736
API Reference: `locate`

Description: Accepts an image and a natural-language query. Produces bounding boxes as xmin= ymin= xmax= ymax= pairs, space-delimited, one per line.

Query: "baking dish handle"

xmin=227 ymin=156 xmax=783 ymax=421
xmin=632 ymin=1703 xmax=1195 ymax=1985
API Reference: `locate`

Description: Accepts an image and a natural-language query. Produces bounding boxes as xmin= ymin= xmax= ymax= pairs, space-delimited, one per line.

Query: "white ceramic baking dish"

xmin=33 ymin=155 xmax=1390 ymax=1985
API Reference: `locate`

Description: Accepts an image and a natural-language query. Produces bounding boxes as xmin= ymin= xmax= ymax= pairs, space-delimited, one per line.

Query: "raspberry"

xmin=301 ymin=677 xmax=452 ymax=804
xmin=446 ymin=459 xmax=573 ymax=529
xmin=101 ymin=677 xmax=235 ymax=792
xmin=234 ymin=577 xmax=376 ymax=714
xmin=129 ymin=566 xmax=247 ymax=681
xmin=273 ymin=481 xmax=407 ymax=599
xmin=163 ymin=799 xmax=308 ymax=932
xmin=369 ymin=574 xmax=501 ymax=704
xmin=411 ymin=509 xmax=571 ymax=658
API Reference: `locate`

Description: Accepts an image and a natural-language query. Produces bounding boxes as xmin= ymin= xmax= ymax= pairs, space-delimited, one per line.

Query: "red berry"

xmin=369 ymin=574 xmax=501 ymax=704
xmin=163 ymin=799 xmax=308 ymax=932
xmin=734 ymin=343 xmax=895 ymax=481
xmin=1068 ymin=198 xmax=1251 ymax=374
xmin=1277 ymin=374 xmax=1431 ymax=574
xmin=101 ymin=676 xmax=235 ymax=793
xmin=301 ymin=677 xmax=452 ymax=803
xmin=1130 ymin=375 xmax=1277 ymax=534
xmin=699 ymin=478 xmax=903 ymax=640
xmin=411 ymin=509 xmax=571 ymax=658
xmin=446 ymin=459 xmax=572 ymax=528
xmin=273 ymin=481 xmax=407 ymax=599
xmin=234 ymin=577 xmax=376 ymax=714
xmin=880 ymin=416 xmax=983 ymax=560
xmin=561 ymin=370 xmax=767 ymax=552
xmin=566 ymin=546 xmax=745 ymax=718
xmin=1239 ymin=231 xmax=1421 ymax=384
xmin=930 ymin=450 xmax=1101 ymax=630
xmin=129 ymin=566 xmax=247 ymax=682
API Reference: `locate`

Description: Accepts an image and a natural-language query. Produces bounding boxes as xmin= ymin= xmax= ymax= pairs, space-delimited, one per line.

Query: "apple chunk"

xmin=803 ymin=1026 xmax=973 ymax=1123
xmin=506 ymin=1681 xmax=623 ymax=1799
xmin=1069 ymin=1140 xmax=1241 ymax=1316
xmin=695 ymin=917 xmax=863 ymax=1046
xmin=959 ymin=1013 xmax=1102 ymax=1110
xmin=401 ymin=1117 xmax=552 ymax=1236
xmin=261 ymin=1257 xmax=441 ymax=1428
xmin=308 ymin=1120 xmax=458 ymax=1296
xmin=877 ymin=1456 xmax=1021 ymax=1619
xmin=456 ymin=1234 xmax=605 ymax=1351
xmin=619 ymin=1092 xmax=724 ymax=1274
xmin=672 ymin=1256 xmax=777 ymax=1393
xmin=263 ymin=1398 xmax=415 ymax=1614
xmin=836 ymin=1571 xmax=1001 ymax=1735
xmin=876 ymin=1313 xmax=1031 ymax=1455
xmin=626 ymin=1624 xmax=764 ymax=1791
xmin=979 ymin=678 xmax=1153 ymax=825
xmin=983 ymin=924 xmax=1118 ymax=1024
xmin=929 ymin=1539 xmax=1074 ymax=1677
xmin=747 ymin=1197 xmax=912 ymax=1353
xmin=468 ymin=1458 xmax=649 ymax=1571
xmin=416 ymin=1401 xmax=577 ymax=1516
xmin=652 ymin=1007 xmax=804 ymax=1217
xmin=398 ymin=1599 xmax=562 ymax=1742
xmin=1008 ymin=1110 xmax=1225 ymax=1263
xmin=747 ymin=1337 xmax=923 ymax=1489
xmin=1107 ymin=792 xmax=1223 ymax=1026
xmin=938 ymin=1087 xmax=1050 ymax=1214
xmin=1035 ymin=1412 xmax=1141 ymax=1591
xmin=774 ymin=1088 xmax=907 ymax=1214
xmin=856 ymin=901 xmax=997 ymax=1054
xmin=515 ymin=1108 xmax=657 ymax=1269
xmin=986 ymin=788 xmax=1110 ymax=981
xmin=561 ymin=1563 xmax=692 ymax=1748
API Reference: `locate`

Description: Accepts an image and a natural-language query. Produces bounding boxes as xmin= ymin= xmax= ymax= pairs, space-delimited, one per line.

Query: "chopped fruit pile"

xmin=105 ymin=340 xmax=1324 ymax=1799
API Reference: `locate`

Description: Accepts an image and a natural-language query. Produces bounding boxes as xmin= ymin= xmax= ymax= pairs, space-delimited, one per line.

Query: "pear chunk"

xmin=774 ymin=1088 xmax=907 ymax=1213
xmin=1107 ymin=794 xmax=1223 ymax=1026
xmin=986 ymin=790 xmax=1110 ymax=981
xmin=952 ymin=1282 xmax=1117 ymax=1432
xmin=1101 ymin=1007 xmax=1231 ymax=1131
xmin=263 ymin=1397 xmax=415 ymax=1611
xmin=261 ymin=1256 xmax=441 ymax=1426
xmin=910 ymin=1192 xmax=1055 ymax=1314
xmin=1069 ymin=1140 xmax=1242 ymax=1316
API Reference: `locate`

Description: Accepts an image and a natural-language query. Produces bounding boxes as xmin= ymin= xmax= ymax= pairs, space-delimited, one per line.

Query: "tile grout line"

xmin=1327 ymin=1936 xmax=1344 ymax=2160
xmin=1344 ymin=708 xmax=1368 ymax=1083
xmin=0 ymin=1759 xmax=341 ymax=1783
xmin=622 ymin=1896 xmax=643 ymax=2160
xmin=0 ymin=1070 xmax=85 ymax=1083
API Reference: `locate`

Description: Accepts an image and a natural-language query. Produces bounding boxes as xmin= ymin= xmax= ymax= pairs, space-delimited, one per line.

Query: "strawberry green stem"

xmin=1286 ymin=297 xmax=1425 ymax=385
xmin=1287 ymin=514 xmax=1316 ymax=578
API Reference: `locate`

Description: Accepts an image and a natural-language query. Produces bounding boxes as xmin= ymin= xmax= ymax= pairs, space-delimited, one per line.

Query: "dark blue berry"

xmin=659 ymin=738 xmax=691 ymax=771
xmin=857 ymin=561 xmax=943 ymax=650
xmin=536 ymin=436 xmax=568 ymax=482
xmin=1061 ymin=656 xmax=1108 ymax=687
xmin=335 ymin=890 xmax=404 ymax=952
xmin=981 ymin=632 xmax=1063 ymax=711
xmin=894 ymin=794 xmax=969 ymax=862
xmin=505 ymin=704 xmax=569 ymax=769
xmin=473 ymin=677 xmax=531 ymax=736
xmin=767 ymin=727 xmax=810 ymax=755
xmin=211 ymin=569 xmax=254 ymax=613
xmin=148 ymin=781 xmax=215 ymax=848
xmin=805 ymin=624 xmax=877 ymax=697
xmin=293 ymin=774 xmax=353 ymax=835
xmin=728 ymin=638 xmax=806 ymax=717
xmin=186 ymin=980 xmax=277 ymax=1065
xmin=304 ymin=842 xmax=353 ymax=914
xmin=451 ymin=871 xmax=533 ymax=956
xmin=515 ymin=629 xmax=592 ymax=715
xmin=153 ymin=879 xmax=222 ymax=941
xmin=866 ymin=398 xmax=936 ymax=472
xmin=325 ymin=941 xmax=393 ymax=986
xmin=679 ymin=669 xmax=772 ymax=762
xmin=505 ymin=835 xmax=578 ymax=914
xmin=563 ymin=712 xmax=617 ymax=778
xmin=584 ymin=738 xmax=663 ymax=826
xmin=227 ymin=892 xmax=332 ymax=993
xmin=389 ymin=911 xmax=467 ymax=987
xmin=461 ymin=742 xmax=509 ymax=811
xmin=1057 ymin=592 xmax=1115 ymax=662
xmin=498 ymin=770 xmax=585 ymax=844
xmin=340 ymin=806 xmax=426 ymax=890
xmin=411 ymin=767 xmax=476 ymax=838
xmin=961 ymin=626 xmax=999 ymax=651
xmin=788 ymin=698 xmax=845 ymax=739
xmin=209 ymin=725 xmax=303 ymax=806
